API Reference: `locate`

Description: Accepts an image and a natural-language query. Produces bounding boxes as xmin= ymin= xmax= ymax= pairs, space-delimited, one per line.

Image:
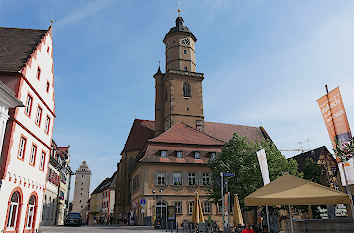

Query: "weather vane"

xmin=178 ymin=1 xmax=181 ymax=16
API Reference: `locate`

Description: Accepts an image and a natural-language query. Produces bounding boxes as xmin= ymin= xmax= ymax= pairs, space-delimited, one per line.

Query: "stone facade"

xmin=72 ymin=161 xmax=91 ymax=221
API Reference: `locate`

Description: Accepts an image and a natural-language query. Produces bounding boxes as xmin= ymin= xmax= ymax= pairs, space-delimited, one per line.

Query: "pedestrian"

xmin=119 ymin=213 xmax=123 ymax=225
xmin=109 ymin=214 xmax=113 ymax=226
xmin=241 ymin=224 xmax=256 ymax=233
xmin=261 ymin=225 xmax=269 ymax=233
xmin=124 ymin=214 xmax=128 ymax=225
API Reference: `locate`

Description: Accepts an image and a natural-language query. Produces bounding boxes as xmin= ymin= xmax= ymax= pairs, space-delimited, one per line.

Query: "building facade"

xmin=41 ymin=141 xmax=72 ymax=226
xmin=0 ymin=27 xmax=55 ymax=233
xmin=114 ymin=17 xmax=271 ymax=227
xmin=72 ymin=161 xmax=91 ymax=221
xmin=88 ymin=172 xmax=116 ymax=225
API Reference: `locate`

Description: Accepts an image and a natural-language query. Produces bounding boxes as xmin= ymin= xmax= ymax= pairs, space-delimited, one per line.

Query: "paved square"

xmin=40 ymin=226 xmax=171 ymax=233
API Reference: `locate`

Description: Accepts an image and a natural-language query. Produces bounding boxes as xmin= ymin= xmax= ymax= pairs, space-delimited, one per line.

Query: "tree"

xmin=208 ymin=133 xmax=300 ymax=208
xmin=303 ymin=158 xmax=322 ymax=184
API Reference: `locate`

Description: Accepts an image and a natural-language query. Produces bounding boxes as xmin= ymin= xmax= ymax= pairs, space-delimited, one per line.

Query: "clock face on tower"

xmin=181 ymin=38 xmax=190 ymax=46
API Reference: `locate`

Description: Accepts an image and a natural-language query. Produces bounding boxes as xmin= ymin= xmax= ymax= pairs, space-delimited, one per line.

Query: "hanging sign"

xmin=317 ymin=87 xmax=354 ymax=185
xmin=256 ymin=149 xmax=270 ymax=185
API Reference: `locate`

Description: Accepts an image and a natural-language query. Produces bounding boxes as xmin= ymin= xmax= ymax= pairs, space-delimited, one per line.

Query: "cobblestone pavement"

xmin=40 ymin=225 xmax=170 ymax=233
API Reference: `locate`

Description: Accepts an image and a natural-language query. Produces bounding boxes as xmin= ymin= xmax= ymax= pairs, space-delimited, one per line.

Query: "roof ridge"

xmin=0 ymin=26 xmax=48 ymax=32
xmin=205 ymin=121 xmax=259 ymax=128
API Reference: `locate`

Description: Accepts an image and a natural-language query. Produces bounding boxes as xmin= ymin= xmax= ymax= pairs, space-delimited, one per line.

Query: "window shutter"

xmin=182 ymin=172 xmax=189 ymax=186
xmin=197 ymin=172 xmax=203 ymax=186
xmin=153 ymin=172 xmax=158 ymax=185
xmin=168 ymin=172 xmax=173 ymax=185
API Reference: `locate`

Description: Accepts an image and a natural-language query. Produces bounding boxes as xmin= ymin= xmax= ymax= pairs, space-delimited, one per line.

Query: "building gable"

xmin=0 ymin=27 xmax=49 ymax=73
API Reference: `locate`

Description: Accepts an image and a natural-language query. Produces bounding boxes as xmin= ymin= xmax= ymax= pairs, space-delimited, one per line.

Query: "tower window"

xmin=184 ymin=67 xmax=188 ymax=71
xmin=184 ymin=50 xmax=187 ymax=54
xmin=183 ymin=82 xmax=191 ymax=97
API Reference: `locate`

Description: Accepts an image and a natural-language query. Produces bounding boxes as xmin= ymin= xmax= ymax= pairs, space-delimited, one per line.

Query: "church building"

xmin=114 ymin=16 xmax=271 ymax=226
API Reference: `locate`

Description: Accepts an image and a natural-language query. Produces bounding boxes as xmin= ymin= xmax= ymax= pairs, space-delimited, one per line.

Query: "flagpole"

xmin=220 ymin=172 xmax=224 ymax=233
xmin=325 ymin=85 xmax=354 ymax=220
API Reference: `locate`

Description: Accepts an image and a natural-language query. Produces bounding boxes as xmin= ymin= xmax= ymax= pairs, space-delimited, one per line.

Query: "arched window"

xmin=26 ymin=195 xmax=36 ymax=229
xmin=6 ymin=191 xmax=20 ymax=229
xmin=183 ymin=82 xmax=191 ymax=97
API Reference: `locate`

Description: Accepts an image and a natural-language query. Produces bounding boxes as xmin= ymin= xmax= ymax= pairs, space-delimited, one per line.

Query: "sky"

xmin=1 ymin=0 xmax=354 ymax=197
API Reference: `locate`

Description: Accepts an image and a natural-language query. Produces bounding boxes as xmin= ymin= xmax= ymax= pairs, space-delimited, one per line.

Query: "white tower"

xmin=72 ymin=161 xmax=91 ymax=218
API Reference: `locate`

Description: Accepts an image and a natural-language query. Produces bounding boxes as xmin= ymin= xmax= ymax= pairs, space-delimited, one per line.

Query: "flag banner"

xmin=256 ymin=149 xmax=270 ymax=185
xmin=317 ymin=87 xmax=353 ymax=185
xmin=317 ymin=87 xmax=352 ymax=148
xmin=338 ymin=158 xmax=354 ymax=186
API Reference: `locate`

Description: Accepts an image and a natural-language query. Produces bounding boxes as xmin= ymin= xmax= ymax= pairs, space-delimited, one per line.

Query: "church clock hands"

xmin=181 ymin=37 xmax=190 ymax=46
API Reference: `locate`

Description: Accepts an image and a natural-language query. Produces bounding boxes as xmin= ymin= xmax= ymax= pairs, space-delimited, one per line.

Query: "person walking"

xmin=241 ymin=224 xmax=256 ymax=233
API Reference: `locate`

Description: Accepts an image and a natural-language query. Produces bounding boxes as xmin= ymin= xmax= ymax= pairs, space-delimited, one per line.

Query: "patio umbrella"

xmin=192 ymin=192 xmax=205 ymax=224
xmin=233 ymin=194 xmax=244 ymax=226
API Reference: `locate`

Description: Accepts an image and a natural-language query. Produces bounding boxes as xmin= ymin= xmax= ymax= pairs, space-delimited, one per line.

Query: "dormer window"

xmin=160 ymin=150 xmax=167 ymax=158
xmin=184 ymin=67 xmax=188 ymax=71
xmin=211 ymin=152 xmax=216 ymax=160
xmin=194 ymin=151 xmax=200 ymax=159
xmin=176 ymin=151 xmax=183 ymax=158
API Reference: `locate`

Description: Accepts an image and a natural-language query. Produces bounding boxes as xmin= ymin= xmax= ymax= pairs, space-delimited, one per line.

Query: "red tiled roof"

xmin=0 ymin=27 xmax=49 ymax=73
xmin=204 ymin=122 xmax=268 ymax=143
xmin=139 ymin=143 xmax=222 ymax=164
xmin=122 ymin=119 xmax=155 ymax=152
xmin=122 ymin=119 xmax=270 ymax=153
xmin=149 ymin=122 xmax=224 ymax=146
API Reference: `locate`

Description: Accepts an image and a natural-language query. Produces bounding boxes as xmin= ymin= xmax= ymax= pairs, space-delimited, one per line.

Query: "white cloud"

xmin=54 ymin=0 xmax=115 ymax=30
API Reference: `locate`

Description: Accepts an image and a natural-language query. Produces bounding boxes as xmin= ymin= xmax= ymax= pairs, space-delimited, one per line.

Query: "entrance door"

xmin=155 ymin=201 xmax=167 ymax=229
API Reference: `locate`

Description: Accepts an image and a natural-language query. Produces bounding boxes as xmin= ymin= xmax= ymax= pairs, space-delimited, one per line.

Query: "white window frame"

xmin=175 ymin=201 xmax=182 ymax=214
xmin=202 ymin=173 xmax=210 ymax=185
xmin=188 ymin=201 xmax=194 ymax=214
xmin=26 ymin=196 xmax=35 ymax=228
xmin=173 ymin=173 xmax=182 ymax=185
xmin=157 ymin=172 xmax=166 ymax=185
xmin=188 ymin=172 xmax=196 ymax=185
xmin=44 ymin=116 xmax=50 ymax=134
xmin=18 ymin=137 xmax=26 ymax=159
xmin=35 ymin=106 xmax=42 ymax=126
xmin=160 ymin=150 xmax=167 ymax=158
xmin=217 ymin=201 xmax=222 ymax=213
xmin=194 ymin=151 xmax=200 ymax=159
xmin=6 ymin=192 xmax=19 ymax=229
xmin=25 ymin=95 xmax=33 ymax=116
xmin=203 ymin=201 xmax=211 ymax=214
xmin=40 ymin=151 xmax=46 ymax=170
xmin=29 ymin=145 xmax=37 ymax=165
xmin=176 ymin=151 xmax=183 ymax=158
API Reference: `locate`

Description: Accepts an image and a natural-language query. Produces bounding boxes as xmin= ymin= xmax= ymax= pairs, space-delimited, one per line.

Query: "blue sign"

xmin=140 ymin=199 xmax=146 ymax=205
xmin=222 ymin=172 xmax=235 ymax=177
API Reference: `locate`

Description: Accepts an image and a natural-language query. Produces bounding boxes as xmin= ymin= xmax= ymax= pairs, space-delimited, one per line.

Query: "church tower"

xmin=154 ymin=16 xmax=204 ymax=136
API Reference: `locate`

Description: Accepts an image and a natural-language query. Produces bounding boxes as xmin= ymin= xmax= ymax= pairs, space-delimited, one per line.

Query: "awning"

xmin=245 ymin=174 xmax=351 ymax=206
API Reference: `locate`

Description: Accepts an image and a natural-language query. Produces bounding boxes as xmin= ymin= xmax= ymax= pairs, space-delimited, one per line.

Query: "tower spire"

xmin=178 ymin=1 xmax=182 ymax=16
